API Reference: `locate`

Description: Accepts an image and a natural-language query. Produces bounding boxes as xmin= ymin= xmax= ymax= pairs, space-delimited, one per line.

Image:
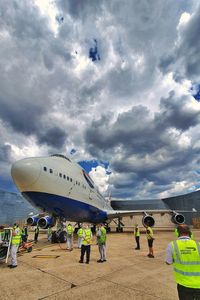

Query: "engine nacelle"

xmin=171 ymin=213 xmax=185 ymax=225
xmin=37 ymin=216 xmax=56 ymax=229
xmin=142 ymin=214 xmax=155 ymax=227
xmin=26 ymin=215 xmax=39 ymax=226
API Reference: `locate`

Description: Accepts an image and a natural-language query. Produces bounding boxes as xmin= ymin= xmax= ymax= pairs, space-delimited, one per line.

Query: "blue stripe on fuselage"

xmin=22 ymin=192 xmax=108 ymax=223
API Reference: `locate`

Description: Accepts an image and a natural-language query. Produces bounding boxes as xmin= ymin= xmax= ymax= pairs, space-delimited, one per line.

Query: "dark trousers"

xmin=34 ymin=233 xmax=39 ymax=243
xmin=177 ymin=284 xmax=200 ymax=300
xmin=80 ymin=245 xmax=91 ymax=262
xmin=135 ymin=236 xmax=140 ymax=249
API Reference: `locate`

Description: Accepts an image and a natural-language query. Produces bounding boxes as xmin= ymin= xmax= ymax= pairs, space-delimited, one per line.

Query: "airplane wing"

xmin=106 ymin=209 xmax=174 ymax=219
xmin=106 ymin=208 xmax=196 ymax=226
xmin=106 ymin=207 xmax=197 ymax=219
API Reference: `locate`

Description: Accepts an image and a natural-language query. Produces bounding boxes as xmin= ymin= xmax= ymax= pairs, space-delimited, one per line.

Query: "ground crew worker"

xmin=34 ymin=225 xmax=39 ymax=243
xmin=21 ymin=224 xmax=28 ymax=242
xmin=77 ymin=225 xmax=83 ymax=249
xmin=96 ymin=223 xmax=107 ymax=263
xmin=134 ymin=224 xmax=140 ymax=250
xmin=66 ymin=223 xmax=74 ymax=251
xmin=0 ymin=225 xmax=5 ymax=244
xmin=166 ymin=224 xmax=200 ymax=300
xmin=47 ymin=227 xmax=52 ymax=242
xmin=144 ymin=224 xmax=154 ymax=258
xmin=79 ymin=224 xmax=92 ymax=264
xmin=9 ymin=224 xmax=21 ymax=268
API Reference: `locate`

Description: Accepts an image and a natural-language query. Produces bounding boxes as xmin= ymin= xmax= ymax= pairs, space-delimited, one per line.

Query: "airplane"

xmin=11 ymin=154 xmax=186 ymax=239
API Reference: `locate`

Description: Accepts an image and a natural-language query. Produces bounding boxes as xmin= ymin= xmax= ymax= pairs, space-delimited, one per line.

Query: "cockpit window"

xmin=51 ymin=154 xmax=71 ymax=162
xmin=82 ymin=170 xmax=94 ymax=189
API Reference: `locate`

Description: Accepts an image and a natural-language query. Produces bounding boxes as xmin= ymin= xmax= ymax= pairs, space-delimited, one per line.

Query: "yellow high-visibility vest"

xmin=82 ymin=228 xmax=92 ymax=245
xmin=146 ymin=227 xmax=153 ymax=240
xmin=171 ymin=239 xmax=200 ymax=288
xmin=134 ymin=227 xmax=140 ymax=237
xmin=11 ymin=228 xmax=21 ymax=246
xmin=77 ymin=228 xmax=83 ymax=237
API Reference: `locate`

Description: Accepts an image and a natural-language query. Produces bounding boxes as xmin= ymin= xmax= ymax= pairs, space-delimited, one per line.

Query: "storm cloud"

xmin=0 ymin=0 xmax=200 ymax=199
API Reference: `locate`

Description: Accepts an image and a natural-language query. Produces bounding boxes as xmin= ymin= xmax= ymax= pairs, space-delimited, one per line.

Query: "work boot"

xmin=9 ymin=265 xmax=17 ymax=268
xmin=97 ymin=259 xmax=103 ymax=263
xmin=85 ymin=261 xmax=89 ymax=264
xmin=79 ymin=260 xmax=83 ymax=263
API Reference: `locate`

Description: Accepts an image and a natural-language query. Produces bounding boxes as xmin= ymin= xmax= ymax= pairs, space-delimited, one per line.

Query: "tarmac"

xmin=0 ymin=229 xmax=200 ymax=300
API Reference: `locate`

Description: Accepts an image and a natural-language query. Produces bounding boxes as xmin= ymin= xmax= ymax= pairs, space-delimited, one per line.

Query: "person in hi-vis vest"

xmin=166 ymin=224 xmax=200 ymax=300
xmin=79 ymin=223 xmax=93 ymax=264
xmin=9 ymin=224 xmax=21 ymax=268
xmin=134 ymin=224 xmax=140 ymax=250
xmin=66 ymin=223 xmax=74 ymax=251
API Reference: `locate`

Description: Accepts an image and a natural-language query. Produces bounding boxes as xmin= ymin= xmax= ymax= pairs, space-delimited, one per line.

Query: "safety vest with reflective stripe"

xmin=146 ymin=227 xmax=153 ymax=240
xmin=11 ymin=228 xmax=21 ymax=246
xmin=77 ymin=228 xmax=83 ymax=238
xmin=82 ymin=228 xmax=92 ymax=245
xmin=66 ymin=225 xmax=73 ymax=236
xmin=97 ymin=227 xmax=107 ymax=245
xmin=134 ymin=227 xmax=140 ymax=237
xmin=171 ymin=239 xmax=200 ymax=288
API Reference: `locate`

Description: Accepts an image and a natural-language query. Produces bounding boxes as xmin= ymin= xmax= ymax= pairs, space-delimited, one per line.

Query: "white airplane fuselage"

xmin=11 ymin=154 xmax=112 ymax=223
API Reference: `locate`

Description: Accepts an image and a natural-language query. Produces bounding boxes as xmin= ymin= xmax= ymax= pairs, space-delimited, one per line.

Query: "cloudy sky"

xmin=1 ymin=0 xmax=200 ymax=200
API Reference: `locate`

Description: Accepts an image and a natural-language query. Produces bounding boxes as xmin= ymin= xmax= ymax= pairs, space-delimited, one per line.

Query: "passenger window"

xmin=70 ymin=178 xmax=72 ymax=182
xmin=63 ymin=175 xmax=66 ymax=179
xmin=67 ymin=176 xmax=69 ymax=181
xmin=43 ymin=167 xmax=47 ymax=171
xmin=59 ymin=173 xmax=62 ymax=178
xmin=50 ymin=169 xmax=53 ymax=174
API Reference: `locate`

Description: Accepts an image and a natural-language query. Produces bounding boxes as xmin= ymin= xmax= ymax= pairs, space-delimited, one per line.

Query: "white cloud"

xmin=89 ymin=166 xmax=109 ymax=194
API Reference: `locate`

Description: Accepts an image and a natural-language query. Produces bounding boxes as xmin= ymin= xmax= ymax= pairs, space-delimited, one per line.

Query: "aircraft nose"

xmin=11 ymin=159 xmax=41 ymax=190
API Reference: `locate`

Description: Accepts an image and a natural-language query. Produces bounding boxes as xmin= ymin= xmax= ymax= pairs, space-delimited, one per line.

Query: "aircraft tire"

xmin=59 ymin=231 xmax=67 ymax=243
xmin=0 ymin=246 xmax=7 ymax=260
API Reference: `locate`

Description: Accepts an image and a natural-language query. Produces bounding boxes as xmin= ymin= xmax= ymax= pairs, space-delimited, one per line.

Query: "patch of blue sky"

xmin=89 ymin=39 xmax=100 ymax=62
xmin=190 ymin=83 xmax=200 ymax=101
xmin=78 ymin=159 xmax=111 ymax=174
xmin=70 ymin=148 xmax=76 ymax=155
xmin=55 ymin=15 xmax=64 ymax=24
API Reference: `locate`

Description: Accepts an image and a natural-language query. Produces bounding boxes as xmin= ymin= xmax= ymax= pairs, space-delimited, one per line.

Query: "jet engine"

xmin=37 ymin=216 xmax=56 ymax=229
xmin=26 ymin=215 xmax=39 ymax=226
xmin=171 ymin=213 xmax=185 ymax=225
xmin=142 ymin=214 xmax=155 ymax=227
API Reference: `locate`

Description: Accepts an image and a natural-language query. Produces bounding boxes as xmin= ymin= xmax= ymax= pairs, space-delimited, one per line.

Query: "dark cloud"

xmin=37 ymin=127 xmax=67 ymax=148
xmin=156 ymin=91 xmax=200 ymax=130
xmin=159 ymin=5 xmax=200 ymax=81
xmin=0 ymin=144 xmax=12 ymax=163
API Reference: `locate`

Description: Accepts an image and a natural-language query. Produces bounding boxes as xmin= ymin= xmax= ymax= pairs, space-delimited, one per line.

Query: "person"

xmin=47 ymin=227 xmax=52 ymax=242
xmin=9 ymin=224 xmax=21 ymax=268
xmin=66 ymin=223 xmax=74 ymax=251
xmin=134 ymin=224 xmax=140 ymax=250
xmin=77 ymin=224 xmax=83 ymax=249
xmin=96 ymin=223 xmax=107 ymax=263
xmin=145 ymin=224 xmax=154 ymax=258
xmin=166 ymin=224 xmax=200 ymax=300
xmin=34 ymin=225 xmax=39 ymax=243
xmin=0 ymin=225 xmax=5 ymax=245
xmin=21 ymin=224 xmax=28 ymax=242
xmin=79 ymin=223 xmax=92 ymax=264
